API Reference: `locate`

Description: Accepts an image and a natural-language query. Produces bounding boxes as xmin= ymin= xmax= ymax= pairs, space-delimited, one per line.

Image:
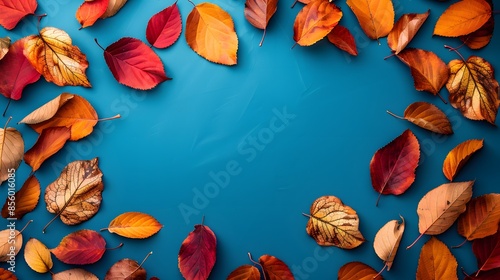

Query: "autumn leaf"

xmin=338 ymin=262 xmax=383 ymax=280
xmin=1 ymin=175 xmax=40 ymax=219
xmin=24 ymin=126 xmax=71 ymax=172
xmin=101 ymin=0 xmax=128 ymax=19
xmin=346 ymin=0 xmax=394 ymax=41
xmin=185 ymin=2 xmax=238 ymax=65
xmin=465 ymin=268 xmax=500 ymax=280
xmin=99 ymin=37 xmax=170 ymax=90
xmin=52 ymin=268 xmax=99 ymax=280
xmin=244 ymin=0 xmax=278 ymax=46
xmin=434 ymin=0 xmax=491 ymax=37
xmin=19 ymin=93 xmax=73 ymax=124
xmin=43 ymin=158 xmax=103 ymax=232
xmin=387 ymin=102 xmax=453 ymax=135
xmin=24 ymin=238 xmax=53 ymax=273
xmin=178 ymin=218 xmax=217 ymax=280
xmin=0 ymin=38 xmax=41 ymax=101
xmin=51 ymin=230 xmax=108 ymax=265
xmin=373 ymin=216 xmax=405 ymax=274
xmin=104 ymin=212 xmax=163 ymax=239
xmin=293 ymin=0 xmax=342 ymax=47
xmin=105 ymin=252 xmax=152 ymax=280
xmin=259 ymin=254 xmax=294 ymax=279
xmin=0 ymin=0 xmax=38 ymax=30
xmin=408 ymin=181 xmax=474 ymax=249
xmin=447 ymin=55 xmax=500 ymax=124
xmin=0 ymin=229 xmax=21 ymax=262
xmin=227 ymin=265 xmax=260 ymax=280
xmin=370 ymin=129 xmax=420 ymax=206
xmin=443 ymin=139 xmax=483 ymax=181
xmin=327 ymin=25 xmax=358 ymax=56
xmin=0 ymin=36 xmax=10 ymax=60
xmin=416 ymin=237 xmax=458 ymax=280
xmin=460 ymin=15 xmax=494 ymax=50
xmin=304 ymin=195 xmax=365 ymax=249
xmin=76 ymin=0 xmax=108 ymax=28
xmin=396 ymin=48 xmax=449 ymax=97
xmin=458 ymin=194 xmax=500 ymax=242
xmin=387 ymin=10 xmax=430 ymax=54
xmin=0 ymin=268 xmax=16 ymax=280
xmin=24 ymin=27 xmax=91 ymax=87
xmin=146 ymin=2 xmax=182 ymax=49
xmin=473 ymin=229 xmax=500 ymax=275
xmin=0 ymin=118 xmax=24 ymax=184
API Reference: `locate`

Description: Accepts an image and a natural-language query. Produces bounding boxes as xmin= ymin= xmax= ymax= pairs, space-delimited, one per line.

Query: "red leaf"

xmin=0 ymin=0 xmax=37 ymax=30
xmin=76 ymin=0 xmax=108 ymax=29
xmin=146 ymin=2 xmax=182 ymax=49
xmin=0 ymin=38 xmax=40 ymax=100
xmin=178 ymin=223 xmax=216 ymax=280
xmin=473 ymin=229 xmax=500 ymax=274
xmin=465 ymin=268 xmax=500 ymax=280
xmin=102 ymin=37 xmax=171 ymax=90
xmin=259 ymin=254 xmax=294 ymax=280
xmin=370 ymin=129 xmax=420 ymax=206
xmin=51 ymin=229 xmax=106 ymax=265
xmin=327 ymin=25 xmax=358 ymax=56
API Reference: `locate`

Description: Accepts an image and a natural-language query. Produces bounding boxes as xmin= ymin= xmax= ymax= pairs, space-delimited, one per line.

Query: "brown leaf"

xmin=338 ymin=262 xmax=383 ymax=280
xmin=259 ymin=254 xmax=294 ymax=279
xmin=388 ymin=102 xmax=453 ymax=134
xmin=101 ymin=0 xmax=128 ymax=19
xmin=0 ymin=120 xmax=24 ymax=184
xmin=387 ymin=10 xmax=430 ymax=54
xmin=460 ymin=15 xmax=494 ymax=50
xmin=327 ymin=25 xmax=358 ymax=56
xmin=19 ymin=93 xmax=74 ymax=124
xmin=443 ymin=139 xmax=483 ymax=181
xmin=52 ymin=268 xmax=99 ymax=280
xmin=0 ymin=36 xmax=10 ymax=60
xmin=416 ymin=237 xmax=458 ymax=280
xmin=346 ymin=0 xmax=394 ymax=41
xmin=105 ymin=254 xmax=151 ymax=280
xmin=244 ymin=0 xmax=278 ymax=46
xmin=24 ymin=238 xmax=53 ymax=274
xmin=0 ymin=229 xmax=21 ymax=262
xmin=458 ymin=194 xmax=500 ymax=241
xmin=373 ymin=216 xmax=405 ymax=273
xmin=227 ymin=265 xmax=260 ymax=280
xmin=1 ymin=175 xmax=40 ymax=219
xmin=0 ymin=268 xmax=17 ymax=280
xmin=305 ymin=195 xmax=365 ymax=249
xmin=24 ymin=126 xmax=71 ymax=172
xmin=434 ymin=0 xmax=491 ymax=37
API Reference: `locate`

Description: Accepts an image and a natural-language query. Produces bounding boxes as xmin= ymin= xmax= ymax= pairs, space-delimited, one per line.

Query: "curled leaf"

xmin=24 ymin=126 xmax=71 ymax=172
xmin=76 ymin=0 xmax=108 ymax=28
xmin=1 ymin=175 xmax=40 ymax=219
xmin=458 ymin=194 xmax=500 ymax=241
xmin=434 ymin=0 xmax=491 ymax=37
xmin=373 ymin=217 xmax=405 ymax=273
xmin=105 ymin=212 xmax=163 ymax=239
xmin=338 ymin=262 xmax=383 ymax=280
xmin=388 ymin=10 xmax=430 ymax=54
xmin=388 ymin=102 xmax=453 ymax=135
xmin=51 ymin=230 xmax=107 ymax=265
xmin=259 ymin=254 xmax=294 ymax=279
xmin=327 ymin=25 xmax=358 ymax=56
xmin=293 ymin=0 xmax=342 ymax=47
xmin=443 ymin=139 xmax=483 ymax=181
xmin=24 ymin=238 xmax=53 ymax=274
xmin=227 ymin=265 xmax=260 ymax=280
xmin=0 ymin=122 xmax=24 ymax=184
xmin=346 ymin=0 xmax=394 ymax=41
xmin=0 ymin=0 xmax=38 ymax=30
xmin=146 ymin=2 xmax=182 ymax=49
xmin=0 ymin=229 xmax=21 ymax=262
xmin=19 ymin=93 xmax=74 ymax=125
xmin=52 ymin=268 xmax=99 ymax=280
xmin=416 ymin=237 xmax=458 ymax=280
xmin=101 ymin=0 xmax=128 ymax=19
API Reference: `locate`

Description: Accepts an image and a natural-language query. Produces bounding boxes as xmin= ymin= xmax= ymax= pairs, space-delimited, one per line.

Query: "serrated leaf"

xmin=293 ymin=0 xmax=342 ymax=47
xmin=443 ymin=139 xmax=483 ymax=181
xmin=416 ymin=237 xmax=458 ymax=280
xmin=106 ymin=212 xmax=163 ymax=239
xmin=346 ymin=0 xmax=394 ymax=41
xmin=434 ymin=0 xmax=491 ymax=37
xmin=1 ymin=175 xmax=40 ymax=219
xmin=458 ymin=194 xmax=500 ymax=241
xmin=24 ymin=126 xmax=71 ymax=172
xmin=146 ymin=2 xmax=182 ymax=49
xmin=338 ymin=262 xmax=383 ymax=280
xmin=24 ymin=238 xmax=52 ymax=274
xmin=0 ymin=0 xmax=37 ymax=30
xmin=178 ymin=222 xmax=217 ymax=280
xmin=51 ymin=230 xmax=106 ymax=265
xmin=387 ymin=10 xmax=429 ymax=54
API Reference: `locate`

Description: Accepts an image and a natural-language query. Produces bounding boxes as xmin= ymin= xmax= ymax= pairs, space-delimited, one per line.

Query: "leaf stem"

xmin=42 ymin=214 xmax=60 ymax=233
xmin=201 ymin=215 xmax=205 ymax=226
xmin=106 ymin=242 xmax=124 ymax=251
xmin=436 ymin=92 xmax=448 ymax=104
xmin=302 ymin=213 xmax=312 ymax=218
xmin=406 ymin=233 xmax=424 ymax=249
xmin=444 ymin=45 xmax=466 ymax=62
xmin=129 ymin=251 xmax=153 ymax=276
xmin=384 ymin=53 xmax=396 ymax=60
xmin=247 ymin=252 xmax=266 ymax=280
xmin=291 ymin=0 xmax=299 ymax=8
xmin=3 ymin=99 xmax=11 ymax=117
xmin=374 ymin=263 xmax=387 ymax=278
xmin=94 ymin=38 xmax=105 ymax=51
xmin=2 ymin=116 xmax=12 ymax=130
xmin=375 ymin=192 xmax=382 ymax=207
xmin=451 ymin=239 xmax=467 ymax=249
xmin=98 ymin=114 xmax=121 ymax=122
xmin=19 ymin=220 xmax=33 ymax=234
xmin=386 ymin=110 xmax=405 ymax=120
xmin=259 ymin=29 xmax=267 ymax=47
xmin=186 ymin=0 xmax=195 ymax=7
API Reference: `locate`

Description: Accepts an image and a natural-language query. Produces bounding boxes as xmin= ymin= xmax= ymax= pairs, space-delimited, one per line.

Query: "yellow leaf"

xmin=373 ymin=216 xmax=405 ymax=273
xmin=24 ymin=238 xmax=53 ymax=274
xmin=416 ymin=237 xmax=458 ymax=280
xmin=0 ymin=229 xmax=22 ymax=262
xmin=346 ymin=0 xmax=394 ymax=41
xmin=443 ymin=139 xmax=483 ymax=181
xmin=24 ymin=27 xmax=91 ymax=87
xmin=434 ymin=0 xmax=491 ymax=37
xmin=105 ymin=212 xmax=163 ymax=239
xmin=0 ymin=118 xmax=24 ymax=184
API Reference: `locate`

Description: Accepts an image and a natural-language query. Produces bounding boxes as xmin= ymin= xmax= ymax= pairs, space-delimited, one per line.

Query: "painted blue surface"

xmin=1 ymin=0 xmax=499 ymax=279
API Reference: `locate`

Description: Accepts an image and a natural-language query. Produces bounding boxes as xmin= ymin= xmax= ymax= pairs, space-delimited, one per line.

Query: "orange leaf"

xmin=447 ymin=55 xmax=500 ymax=124
xmin=244 ymin=0 xmax=278 ymax=46
xmin=76 ymin=0 xmax=108 ymax=28
xmin=24 ymin=238 xmax=53 ymax=274
xmin=434 ymin=0 xmax=491 ymax=37
xmin=346 ymin=0 xmax=394 ymax=41
xmin=227 ymin=265 xmax=260 ymax=280
xmin=416 ymin=237 xmax=458 ymax=280
xmin=24 ymin=27 xmax=91 ymax=87
xmin=52 ymin=268 xmax=98 ymax=280
xmin=0 ymin=229 xmax=21 ymax=262
xmin=185 ymin=3 xmax=238 ymax=65
xmin=24 ymin=126 xmax=71 ymax=172
xmin=443 ymin=139 xmax=483 ymax=181
xmin=338 ymin=262 xmax=383 ymax=280
xmin=105 ymin=212 xmax=163 ymax=239
xmin=396 ymin=48 xmax=449 ymax=96
xmin=1 ymin=175 xmax=40 ymax=219
xmin=460 ymin=15 xmax=494 ymax=50
xmin=259 ymin=254 xmax=294 ymax=279
xmin=178 ymin=221 xmax=217 ymax=280
xmin=458 ymin=194 xmax=500 ymax=241
xmin=0 ymin=268 xmax=17 ymax=280
xmin=327 ymin=25 xmax=357 ymax=56
xmin=388 ymin=102 xmax=453 ymax=135
xmin=51 ymin=230 xmax=107 ymax=265
xmin=293 ymin=0 xmax=342 ymax=47
xmin=0 ymin=120 xmax=24 ymax=184
xmin=387 ymin=10 xmax=430 ymax=54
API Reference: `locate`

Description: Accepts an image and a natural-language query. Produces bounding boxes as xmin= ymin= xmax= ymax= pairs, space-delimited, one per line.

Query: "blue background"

xmin=1 ymin=0 xmax=499 ymax=279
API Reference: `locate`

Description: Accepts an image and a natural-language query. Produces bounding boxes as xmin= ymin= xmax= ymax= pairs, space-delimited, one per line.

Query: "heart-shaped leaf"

xmin=443 ymin=139 xmax=483 ymax=181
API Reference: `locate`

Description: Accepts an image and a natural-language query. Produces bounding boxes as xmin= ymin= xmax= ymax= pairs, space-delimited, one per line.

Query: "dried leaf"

xmin=244 ymin=0 xmax=278 ymax=46
xmin=370 ymin=129 xmax=420 ymax=206
xmin=434 ymin=0 xmax=491 ymax=37
xmin=105 ymin=212 xmax=163 ymax=239
xmin=44 ymin=158 xmax=103 ymax=231
xmin=51 ymin=230 xmax=106 ymax=265
xmin=101 ymin=0 xmax=128 ymax=19
xmin=146 ymin=2 xmax=182 ymax=49
xmin=305 ymin=195 xmax=365 ymax=249
xmin=327 ymin=25 xmax=358 ymax=56
xmin=105 ymin=258 xmax=147 ymax=280
xmin=0 ymin=0 xmax=37 ymax=30
xmin=447 ymin=55 xmax=500 ymax=124
xmin=102 ymin=37 xmax=170 ymax=90
xmin=460 ymin=16 xmax=494 ymax=50
xmin=293 ymin=0 xmax=342 ymax=47
xmin=387 ymin=10 xmax=430 ymax=54
xmin=0 ymin=36 xmax=10 ymax=60
xmin=416 ymin=237 xmax=458 ymax=280
xmin=185 ymin=3 xmax=238 ymax=65
xmin=0 ymin=123 xmax=23 ymax=184
xmin=259 ymin=254 xmax=294 ymax=280
xmin=473 ymin=229 xmax=500 ymax=274
xmin=52 ymin=268 xmax=99 ymax=280
xmin=338 ymin=262 xmax=383 ymax=280
xmin=389 ymin=102 xmax=453 ymax=135
xmin=374 ymin=217 xmax=405 ymax=272
xmin=24 ymin=126 xmax=71 ymax=172
xmin=178 ymin=221 xmax=217 ymax=280
xmin=396 ymin=48 xmax=449 ymax=96
xmin=0 ymin=229 xmax=21 ymax=262
xmin=443 ymin=139 xmax=484 ymax=181
xmin=0 ymin=38 xmax=41 ymax=101
xmin=346 ymin=0 xmax=394 ymax=40
xmin=227 ymin=265 xmax=260 ymax=280
xmin=458 ymin=194 xmax=500 ymax=241
xmin=19 ymin=93 xmax=74 ymax=125
xmin=24 ymin=238 xmax=53 ymax=274
xmin=24 ymin=27 xmax=91 ymax=87
xmin=1 ymin=175 xmax=40 ymax=219
xmin=76 ymin=0 xmax=108 ymax=28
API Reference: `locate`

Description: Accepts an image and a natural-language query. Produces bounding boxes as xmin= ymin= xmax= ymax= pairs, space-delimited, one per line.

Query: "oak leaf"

xmin=346 ymin=0 xmax=394 ymax=41
xmin=338 ymin=262 xmax=383 ymax=280
xmin=0 ymin=268 xmax=16 ymax=280
xmin=43 ymin=158 xmax=103 ymax=232
xmin=146 ymin=2 xmax=182 ymax=49
xmin=101 ymin=0 xmax=128 ymax=19
xmin=443 ymin=139 xmax=483 ymax=181
xmin=388 ymin=102 xmax=453 ymax=135
xmin=24 ymin=126 xmax=71 ymax=172
xmin=460 ymin=15 xmax=494 ymax=50
xmin=373 ymin=216 xmax=405 ymax=274
xmin=0 ymin=120 xmax=23 ymax=184
xmin=458 ymin=194 xmax=500 ymax=241
xmin=327 ymin=25 xmax=358 ymax=56
xmin=51 ymin=230 xmax=107 ymax=265
xmin=227 ymin=265 xmax=260 ymax=280
xmin=259 ymin=254 xmax=294 ymax=279
xmin=434 ymin=0 xmax=491 ymax=37
xmin=387 ymin=10 xmax=430 ymax=54
xmin=305 ymin=195 xmax=365 ymax=249
xmin=447 ymin=55 xmax=499 ymax=124
xmin=0 ymin=36 xmax=10 ymax=60
xmin=105 ymin=255 xmax=150 ymax=280
xmin=24 ymin=27 xmax=91 ymax=87
xmin=185 ymin=3 xmax=238 ymax=65
xmin=0 ymin=0 xmax=37 ymax=30
xmin=0 ymin=229 xmax=21 ymax=262
xmin=370 ymin=129 xmax=420 ymax=206
xmin=293 ymin=0 xmax=342 ymax=47
xmin=473 ymin=229 xmax=500 ymax=274
xmin=1 ymin=175 xmax=40 ymax=219
xmin=52 ymin=268 xmax=99 ymax=280
xmin=416 ymin=237 xmax=458 ymax=280
xmin=104 ymin=212 xmax=163 ymax=239
xmin=76 ymin=0 xmax=108 ymax=28
xmin=244 ymin=0 xmax=278 ymax=46
xmin=24 ymin=238 xmax=53 ymax=273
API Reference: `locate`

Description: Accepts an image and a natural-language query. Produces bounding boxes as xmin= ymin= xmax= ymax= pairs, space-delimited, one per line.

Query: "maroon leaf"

xmin=178 ymin=221 xmax=217 ymax=280
xmin=473 ymin=229 xmax=500 ymax=274
xmin=327 ymin=25 xmax=358 ymax=56
xmin=146 ymin=2 xmax=182 ymax=49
